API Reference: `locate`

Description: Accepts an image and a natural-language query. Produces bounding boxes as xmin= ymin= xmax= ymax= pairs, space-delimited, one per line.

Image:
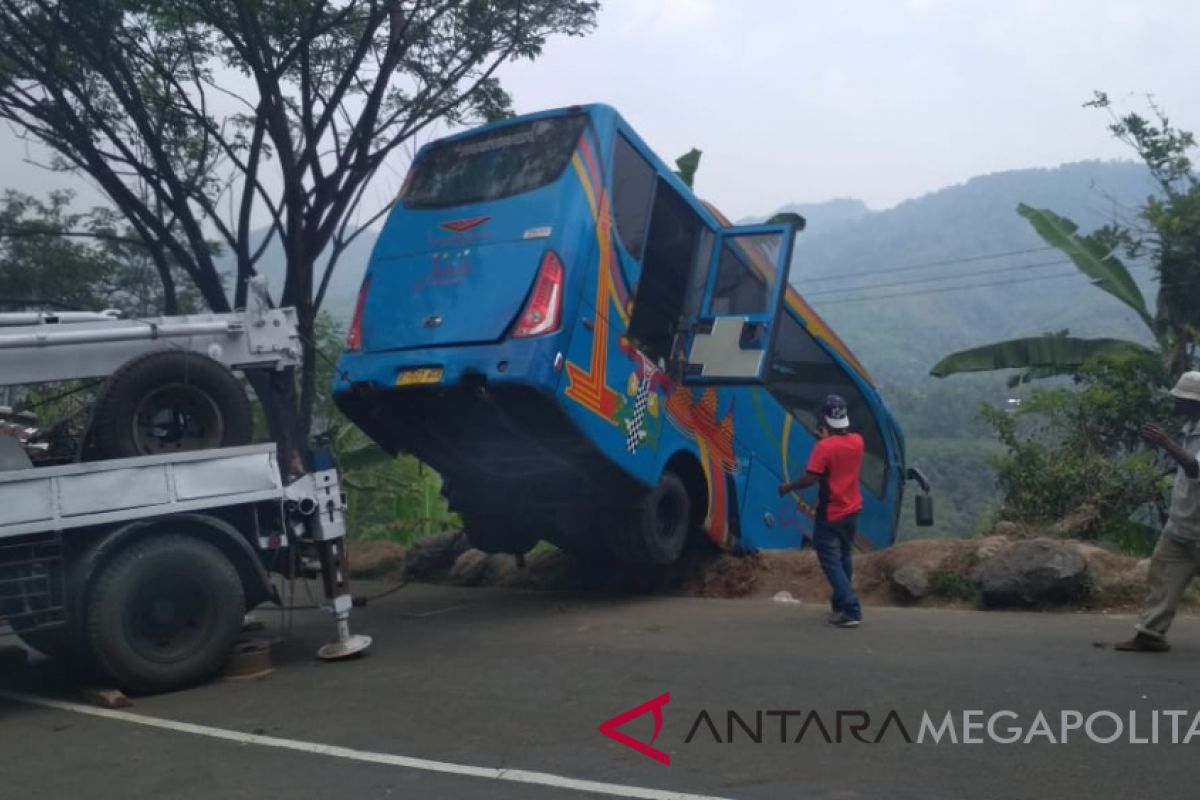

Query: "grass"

xmin=929 ymin=570 xmax=980 ymax=603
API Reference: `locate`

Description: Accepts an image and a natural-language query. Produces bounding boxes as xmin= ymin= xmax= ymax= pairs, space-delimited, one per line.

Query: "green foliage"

xmin=0 ymin=190 xmax=199 ymax=316
xmin=896 ymin=436 xmax=1000 ymax=540
xmin=1085 ymin=93 xmax=1200 ymax=377
xmin=0 ymin=0 xmax=600 ymax=435
xmin=1016 ymin=204 xmax=1153 ymax=329
xmin=1100 ymin=519 xmax=1160 ymax=558
xmin=982 ymin=351 xmax=1171 ymax=539
xmin=932 ymin=97 xmax=1200 ymax=384
xmin=674 ymin=149 xmax=702 ymax=189
xmin=930 ymin=333 xmax=1151 ymax=380
xmin=929 ymin=571 xmax=979 ymax=602
xmin=924 ymin=95 xmax=1199 ymax=543
xmin=306 ymin=312 xmax=456 ymax=542
xmin=331 ymin=420 xmax=459 ymax=543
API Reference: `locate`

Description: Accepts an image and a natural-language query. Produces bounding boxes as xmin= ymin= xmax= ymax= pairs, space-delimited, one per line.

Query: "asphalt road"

xmin=2 ymin=584 xmax=1198 ymax=800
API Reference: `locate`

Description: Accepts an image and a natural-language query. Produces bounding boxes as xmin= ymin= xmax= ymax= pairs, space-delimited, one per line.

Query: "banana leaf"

xmin=930 ymin=335 xmax=1153 ymax=378
xmin=1017 ymin=204 xmax=1153 ymax=331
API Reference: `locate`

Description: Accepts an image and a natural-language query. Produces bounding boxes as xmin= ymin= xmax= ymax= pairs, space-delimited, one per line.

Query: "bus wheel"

xmin=83 ymin=534 xmax=244 ymax=695
xmin=616 ymin=471 xmax=690 ymax=566
xmin=461 ymin=507 xmax=539 ymax=555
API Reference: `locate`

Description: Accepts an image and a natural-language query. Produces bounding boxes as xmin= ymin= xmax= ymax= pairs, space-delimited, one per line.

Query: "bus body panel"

xmin=335 ymin=103 xmax=906 ymax=554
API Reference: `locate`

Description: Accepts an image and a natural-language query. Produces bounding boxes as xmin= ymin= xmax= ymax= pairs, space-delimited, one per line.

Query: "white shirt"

xmin=1165 ymin=420 xmax=1200 ymax=542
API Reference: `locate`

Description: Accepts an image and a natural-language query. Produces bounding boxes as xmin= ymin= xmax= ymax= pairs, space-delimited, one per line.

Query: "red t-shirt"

xmin=806 ymin=433 xmax=865 ymax=522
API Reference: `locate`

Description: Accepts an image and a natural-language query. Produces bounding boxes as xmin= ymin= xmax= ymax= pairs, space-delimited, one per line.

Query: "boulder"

xmin=976 ymin=539 xmax=1089 ymax=608
xmin=973 ymin=536 xmax=1007 ymax=562
xmin=449 ymin=549 xmax=490 ymax=586
xmin=891 ymin=565 xmax=931 ymax=601
xmin=403 ymin=530 xmax=469 ymax=579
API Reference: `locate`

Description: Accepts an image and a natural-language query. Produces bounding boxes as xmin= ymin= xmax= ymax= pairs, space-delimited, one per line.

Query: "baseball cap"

xmin=822 ymin=394 xmax=850 ymax=429
xmin=1170 ymin=372 xmax=1200 ymax=403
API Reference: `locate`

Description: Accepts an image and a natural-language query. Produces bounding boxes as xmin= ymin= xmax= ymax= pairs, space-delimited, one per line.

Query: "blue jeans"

xmin=814 ymin=515 xmax=861 ymax=620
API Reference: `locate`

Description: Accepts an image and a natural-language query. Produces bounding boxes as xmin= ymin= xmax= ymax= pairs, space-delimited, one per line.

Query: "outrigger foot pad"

xmin=318 ymin=633 xmax=372 ymax=661
xmin=317 ymin=615 xmax=372 ymax=661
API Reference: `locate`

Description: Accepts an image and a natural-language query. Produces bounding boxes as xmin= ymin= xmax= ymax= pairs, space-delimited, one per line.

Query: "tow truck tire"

xmin=91 ymin=351 xmax=253 ymax=459
xmin=84 ymin=534 xmax=245 ymax=695
xmin=612 ymin=471 xmax=690 ymax=565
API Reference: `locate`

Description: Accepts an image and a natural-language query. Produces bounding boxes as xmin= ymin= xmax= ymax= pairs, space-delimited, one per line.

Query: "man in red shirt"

xmin=778 ymin=395 xmax=865 ymax=627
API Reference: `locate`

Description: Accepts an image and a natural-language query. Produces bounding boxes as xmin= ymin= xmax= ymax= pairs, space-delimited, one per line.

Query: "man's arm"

xmin=779 ymin=471 xmax=822 ymax=495
xmin=1142 ymin=423 xmax=1200 ymax=478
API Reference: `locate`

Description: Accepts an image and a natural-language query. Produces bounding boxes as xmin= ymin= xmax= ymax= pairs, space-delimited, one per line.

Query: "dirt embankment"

xmin=349 ymin=533 xmax=1196 ymax=612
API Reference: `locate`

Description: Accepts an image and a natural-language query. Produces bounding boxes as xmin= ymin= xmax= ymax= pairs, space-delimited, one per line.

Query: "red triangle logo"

xmin=598 ymin=692 xmax=671 ymax=765
xmin=439 ymin=216 xmax=490 ymax=232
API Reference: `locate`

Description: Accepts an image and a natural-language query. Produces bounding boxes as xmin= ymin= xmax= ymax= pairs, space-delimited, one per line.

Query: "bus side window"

xmin=764 ymin=313 xmax=890 ymax=496
xmin=612 ymin=134 xmax=656 ymax=261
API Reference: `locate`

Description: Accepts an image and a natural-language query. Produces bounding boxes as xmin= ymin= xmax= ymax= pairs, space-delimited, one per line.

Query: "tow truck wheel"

xmin=612 ymin=471 xmax=690 ymax=566
xmin=84 ymin=534 xmax=244 ymax=695
xmin=90 ymin=351 xmax=253 ymax=459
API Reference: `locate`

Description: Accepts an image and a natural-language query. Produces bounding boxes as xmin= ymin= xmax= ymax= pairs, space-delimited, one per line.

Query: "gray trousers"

xmin=1136 ymin=533 xmax=1200 ymax=639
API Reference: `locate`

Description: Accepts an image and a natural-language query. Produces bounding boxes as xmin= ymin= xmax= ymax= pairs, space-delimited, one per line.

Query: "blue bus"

xmin=334 ymin=104 xmax=929 ymax=564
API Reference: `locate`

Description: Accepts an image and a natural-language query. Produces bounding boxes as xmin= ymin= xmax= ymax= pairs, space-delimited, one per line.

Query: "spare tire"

xmin=90 ymin=350 xmax=253 ymax=459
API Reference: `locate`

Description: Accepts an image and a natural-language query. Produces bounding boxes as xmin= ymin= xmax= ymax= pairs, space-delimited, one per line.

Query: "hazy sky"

xmin=1 ymin=0 xmax=1196 ymax=223
xmin=498 ymin=0 xmax=1199 ymax=218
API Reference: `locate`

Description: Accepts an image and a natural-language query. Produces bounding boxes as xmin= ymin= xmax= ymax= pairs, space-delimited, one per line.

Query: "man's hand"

xmin=1142 ymin=422 xmax=1200 ymax=479
xmin=1141 ymin=423 xmax=1172 ymax=449
xmin=778 ymin=482 xmax=792 ymax=497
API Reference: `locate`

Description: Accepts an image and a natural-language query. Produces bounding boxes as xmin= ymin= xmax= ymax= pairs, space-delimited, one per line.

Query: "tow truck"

xmin=0 ymin=283 xmax=370 ymax=694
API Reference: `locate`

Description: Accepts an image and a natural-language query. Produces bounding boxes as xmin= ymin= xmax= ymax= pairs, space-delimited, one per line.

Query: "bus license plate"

xmin=396 ymin=367 xmax=443 ymax=387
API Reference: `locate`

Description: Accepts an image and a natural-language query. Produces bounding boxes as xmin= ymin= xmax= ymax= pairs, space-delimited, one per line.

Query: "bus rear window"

xmin=402 ymin=114 xmax=587 ymax=209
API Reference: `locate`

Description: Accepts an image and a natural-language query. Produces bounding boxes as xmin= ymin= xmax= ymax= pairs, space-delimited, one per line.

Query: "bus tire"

xmin=90 ymin=351 xmax=253 ymax=459
xmin=615 ymin=471 xmax=690 ymax=566
xmin=83 ymin=534 xmax=245 ymax=695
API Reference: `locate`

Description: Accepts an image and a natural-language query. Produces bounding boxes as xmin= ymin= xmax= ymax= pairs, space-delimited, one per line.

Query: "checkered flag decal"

xmin=626 ymin=372 xmax=651 ymax=454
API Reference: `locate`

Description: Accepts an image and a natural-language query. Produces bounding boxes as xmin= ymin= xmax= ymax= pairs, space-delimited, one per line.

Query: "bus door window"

xmin=683 ymin=224 xmax=794 ymax=382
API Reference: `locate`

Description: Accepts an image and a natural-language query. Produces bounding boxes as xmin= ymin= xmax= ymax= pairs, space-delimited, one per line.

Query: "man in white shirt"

xmin=1116 ymin=371 xmax=1200 ymax=653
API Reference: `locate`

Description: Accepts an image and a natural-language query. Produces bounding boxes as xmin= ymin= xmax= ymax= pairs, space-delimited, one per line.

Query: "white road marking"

xmin=0 ymin=690 xmax=733 ymax=800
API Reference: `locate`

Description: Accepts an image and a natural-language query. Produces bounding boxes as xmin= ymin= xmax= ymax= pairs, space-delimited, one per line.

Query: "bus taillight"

xmin=512 ymin=251 xmax=564 ymax=338
xmin=346 ymin=277 xmax=371 ymax=351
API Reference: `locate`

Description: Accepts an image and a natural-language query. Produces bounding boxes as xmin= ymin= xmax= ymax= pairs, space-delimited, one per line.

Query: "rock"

xmin=976 ymin=539 xmax=1089 ymax=608
xmin=973 ymin=536 xmax=1007 ymax=562
xmin=992 ymin=521 xmax=1019 ymax=538
xmin=449 ymin=549 xmax=490 ymax=586
xmin=891 ymin=565 xmax=930 ymax=601
xmin=81 ymin=687 xmax=131 ymax=709
xmin=404 ymin=530 xmax=469 ymax=579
